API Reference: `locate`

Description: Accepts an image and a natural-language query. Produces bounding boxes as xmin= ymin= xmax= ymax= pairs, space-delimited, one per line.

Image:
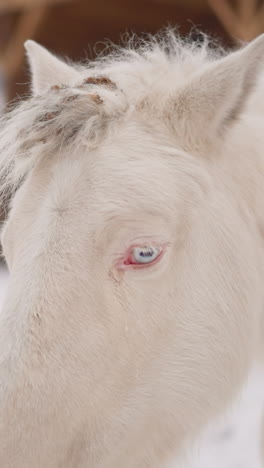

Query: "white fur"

xmin=0 ymin=30 xmax=264 ymax=467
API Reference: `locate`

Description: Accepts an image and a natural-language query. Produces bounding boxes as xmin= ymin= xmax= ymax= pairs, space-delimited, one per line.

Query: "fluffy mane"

xmin=0 ymin=29 xmax=227 ymax=211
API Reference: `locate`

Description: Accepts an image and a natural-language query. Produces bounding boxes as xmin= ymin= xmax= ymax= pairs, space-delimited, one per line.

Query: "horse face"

xmin=1 ymin=35 xmax=264 ymax=467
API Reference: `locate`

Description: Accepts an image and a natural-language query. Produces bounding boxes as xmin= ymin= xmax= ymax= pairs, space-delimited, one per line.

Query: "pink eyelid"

xmin=115 ymin=242 xmax=168 ymax=271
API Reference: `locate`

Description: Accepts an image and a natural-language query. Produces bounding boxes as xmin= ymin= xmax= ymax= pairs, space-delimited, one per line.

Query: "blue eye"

xmin=131 ymin=246 xmax=161 ymax=264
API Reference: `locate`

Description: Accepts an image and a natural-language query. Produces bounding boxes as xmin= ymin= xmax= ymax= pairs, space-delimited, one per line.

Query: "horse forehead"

xmin=49 ymin=161 xmax=160 ymax=213
xmin=49 ymin=144 xmax=171 ymax=203
xmin=31 ymin=118 xmax=185 ymax=217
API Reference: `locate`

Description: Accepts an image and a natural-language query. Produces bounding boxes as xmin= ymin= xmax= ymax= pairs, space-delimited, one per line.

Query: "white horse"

xmin=0 ymin=30 xmax=264 ymax=468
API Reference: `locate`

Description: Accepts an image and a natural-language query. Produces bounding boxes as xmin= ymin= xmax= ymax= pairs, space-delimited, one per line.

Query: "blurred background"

xmin=1 ymin=0 xmax=264 ymax=105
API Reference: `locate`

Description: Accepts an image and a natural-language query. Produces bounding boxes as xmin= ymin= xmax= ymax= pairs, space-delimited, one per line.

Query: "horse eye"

xmin=131 ymin=246 xmax=161 ymax=264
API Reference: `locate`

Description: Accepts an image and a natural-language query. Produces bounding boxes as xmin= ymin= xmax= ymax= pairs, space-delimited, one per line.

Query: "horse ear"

xmin=24 ymin=40 xmax=79 ymax=96
xmin=171 ymin=34 xmax=264 ymax=148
